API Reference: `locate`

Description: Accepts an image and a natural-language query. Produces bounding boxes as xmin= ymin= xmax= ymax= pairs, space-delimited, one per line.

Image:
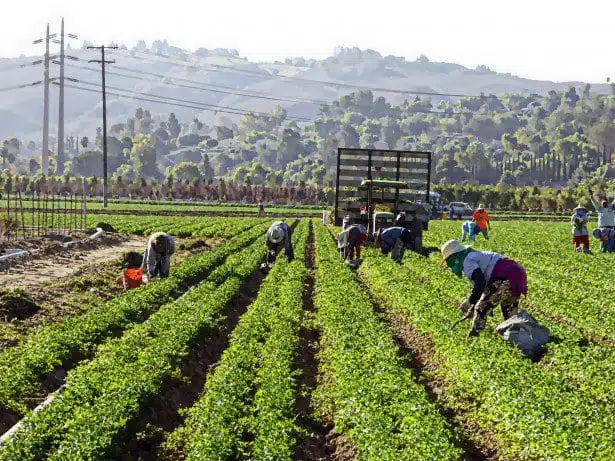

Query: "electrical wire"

xmin=56 ymin=81 xmax=311 ymax=121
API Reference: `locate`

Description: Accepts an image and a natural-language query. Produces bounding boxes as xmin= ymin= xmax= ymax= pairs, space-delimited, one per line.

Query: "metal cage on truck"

xmin=334 ymin=148 xmax=432 ymax=230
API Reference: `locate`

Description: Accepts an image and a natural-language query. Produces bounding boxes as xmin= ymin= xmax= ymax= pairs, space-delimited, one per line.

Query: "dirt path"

xmin=0 ymin=236 xmax=146 ymax=292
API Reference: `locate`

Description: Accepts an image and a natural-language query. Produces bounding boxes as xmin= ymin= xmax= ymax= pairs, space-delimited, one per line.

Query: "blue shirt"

xmin=380 ymin=227 xmax=404 ymax=248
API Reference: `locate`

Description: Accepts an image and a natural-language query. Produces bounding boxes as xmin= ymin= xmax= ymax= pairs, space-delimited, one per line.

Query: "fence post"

xmin=82 ymin=177 xmax=88 ymax=231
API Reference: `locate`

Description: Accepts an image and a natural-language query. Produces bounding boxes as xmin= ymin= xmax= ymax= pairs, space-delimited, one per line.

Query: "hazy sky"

xmin=3 ymin=0 xmax=613 ymax=83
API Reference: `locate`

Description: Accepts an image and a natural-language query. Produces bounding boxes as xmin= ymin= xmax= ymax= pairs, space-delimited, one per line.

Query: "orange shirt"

xmin=473 ymin=210 xmax=490 ymax=229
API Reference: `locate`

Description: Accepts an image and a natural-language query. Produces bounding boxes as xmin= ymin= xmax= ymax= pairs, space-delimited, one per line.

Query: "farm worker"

xmin=461 ymin=220 xmax=478 ymax=243
xmin=472 ymin=204 xmax=490 ymax=239
xmin=395 ymin=211 xmax=407 ymax=226
xmin=258 ymin=199 xmax=265 ymax=217
xmin=141 ymin=232 xmax=175 ymax=281
xmin=338 ymin=223 xmax=368 ymax=261
xmin=266 ymin=220 xmax=294 ymax=264
xmin=589 ymin=188 xmax=615 ymax=252
xmin=571 ymin=205 xmax=590 ymax=252
xmin=440 ymin=240 xmax=527 ymax=337
xmin=375 ymin=226 xmax=412 ymax=263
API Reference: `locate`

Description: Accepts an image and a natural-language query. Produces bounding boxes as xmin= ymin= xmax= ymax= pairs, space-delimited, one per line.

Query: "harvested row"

xmin=0 ymin=221 xmax=271 ymax=417
xmin=311 ymin=222 xmax=461 ymax=460
xmin=0 ymin=225 xmax=274 ymax=460
xmin=167 ymin=219 xmax=309 ymax=460
xmin=357 ymin=244 xmax=615 ymax=460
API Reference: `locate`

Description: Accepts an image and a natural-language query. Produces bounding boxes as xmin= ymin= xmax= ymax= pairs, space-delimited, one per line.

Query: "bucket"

xmin=123 ymin=268 xmax=143 ymax=291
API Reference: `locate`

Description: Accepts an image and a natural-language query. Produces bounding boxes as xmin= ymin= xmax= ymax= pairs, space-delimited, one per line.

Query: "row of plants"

xmin=357 ymin=230 xmax=615 ymax=459
xmin=311 ymin=222 xmax=461 ymax=460
xmin=0 ymin=221 xmax=271 ymax=415
xmin=426 ymin=220 xmax=615 ymax=407
xmin=0 ymin=224 xmax=273 ymax=460
xmin=1 ymin=197 xmax=326 ymax=215
xmin=167 ymin=219 xmax=309 ymax=459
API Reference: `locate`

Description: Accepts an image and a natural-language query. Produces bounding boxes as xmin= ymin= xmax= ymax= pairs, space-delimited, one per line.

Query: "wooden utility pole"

xmin=88 ymin=45 xmax=117 ymax=208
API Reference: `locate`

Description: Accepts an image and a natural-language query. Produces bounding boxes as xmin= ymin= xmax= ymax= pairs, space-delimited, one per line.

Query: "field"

xmin=0 ymin=212 xmax=612 ymax=460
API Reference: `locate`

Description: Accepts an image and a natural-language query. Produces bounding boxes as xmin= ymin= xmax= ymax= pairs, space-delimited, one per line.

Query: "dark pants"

xmin=471 ymin=259 xmax=527 ymax=335
xmin=572 ymin=235 xmax=590 ymax=251
xmin=345 ymin=227 xmax=362 ymax=260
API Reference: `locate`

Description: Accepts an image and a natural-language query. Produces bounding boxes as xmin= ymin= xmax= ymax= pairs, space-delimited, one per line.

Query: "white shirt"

xmin=463 ymin=251 xmax=502 ymax=281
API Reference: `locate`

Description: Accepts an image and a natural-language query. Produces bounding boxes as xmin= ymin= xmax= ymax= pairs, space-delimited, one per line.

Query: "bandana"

xmin=445 ymin=247 xmax=474 ymax=278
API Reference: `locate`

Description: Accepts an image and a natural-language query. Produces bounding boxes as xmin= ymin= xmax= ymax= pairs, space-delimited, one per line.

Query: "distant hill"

xmin=0 ymin=44 xmax=610 ymax=143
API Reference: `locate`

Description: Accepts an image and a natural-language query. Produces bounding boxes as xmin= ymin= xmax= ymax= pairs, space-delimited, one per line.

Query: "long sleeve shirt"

xmin=462 ymin=251 xmax=503 ymax=304
xmin=141 ymin=233 xmax=175 ymax=278
xmin=379 ymin=227 xmax=405 ymax=249
xmin=591 ymin=198 xmax=615 ymax=227
xmin=472 ymin=210 xmax=490 ymax=230
xmin=571 ymin=212 xmax=589 ymax=236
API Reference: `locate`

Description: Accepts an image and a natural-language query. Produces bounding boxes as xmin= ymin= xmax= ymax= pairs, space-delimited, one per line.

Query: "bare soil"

xmin=119 ymin=266 xmax=267 ymax=461
xmin=294 ymin=221 xmax=344 ymax=461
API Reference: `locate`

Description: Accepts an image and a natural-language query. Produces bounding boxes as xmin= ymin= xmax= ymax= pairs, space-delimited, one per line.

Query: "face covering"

xmin=446 ymin=248 xmax=473 ymax=278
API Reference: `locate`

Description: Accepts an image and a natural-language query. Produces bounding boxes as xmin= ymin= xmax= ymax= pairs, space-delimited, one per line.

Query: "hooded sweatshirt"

xmin=591 ymin=198 xmax=615 ymax=227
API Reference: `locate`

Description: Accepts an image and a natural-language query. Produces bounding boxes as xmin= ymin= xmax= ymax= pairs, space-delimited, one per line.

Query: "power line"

xmin=71 ymin=77 xmax=311 ymax=121
xmin=118 ymin=48 xmax=471 ymax=98
xmin=56 ymin=61 xmax=327 ymax=105
xmin=0 ymin=81 xmax=43 ymax=92
xmin=57 ymin=82 xmax=309 ymax=121
xmin=0 ymin=60 xmax=44 ymax=73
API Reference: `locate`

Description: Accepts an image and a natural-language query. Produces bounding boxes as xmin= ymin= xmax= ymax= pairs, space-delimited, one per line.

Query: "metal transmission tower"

xmin=88 ymin=44 xmax=117 ymax=208
xmin=33 ymin=25 xmax=55 ymax=175
xmin=53 ymin=18 xmax=78 ymax=176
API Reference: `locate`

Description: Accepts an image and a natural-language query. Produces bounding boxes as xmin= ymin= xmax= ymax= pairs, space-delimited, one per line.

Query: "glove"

xmin=459 ymin=299 xmax=472 ymax=315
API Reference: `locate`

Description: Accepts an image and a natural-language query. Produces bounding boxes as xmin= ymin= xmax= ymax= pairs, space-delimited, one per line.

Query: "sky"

xmin=2 ymin=0 xmax=614 ymax=83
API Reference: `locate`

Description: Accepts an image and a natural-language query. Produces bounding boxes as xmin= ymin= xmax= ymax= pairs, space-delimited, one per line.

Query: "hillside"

xmin=0 ymin=43 xmax=610 ymax=142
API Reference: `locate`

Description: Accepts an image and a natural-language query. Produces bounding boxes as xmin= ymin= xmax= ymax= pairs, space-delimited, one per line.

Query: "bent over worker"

xmin=472 ymin=204 xmax=490 ymax=239
xmin=266 ymin=220 xmax=293 ymax=264
xmin=440 ymin=240 xmax=527 ymax=337
xmin=375 ymin=226 xmax=413 ymax=263
xmin=338 ymin=223 xmax=367 ymax=261
xmin=141 ymin=232 xmax=175 ymax=281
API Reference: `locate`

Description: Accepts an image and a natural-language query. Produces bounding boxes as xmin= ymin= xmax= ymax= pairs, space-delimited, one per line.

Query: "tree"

xmin=168 ymin=113 xmax=181 ymax=138
xmin=201 ymin=153 xmax=215 ymax=184
xmin=95 ymin=127 xmax=103 ymax=148
xmin=130 ymin=134 xmax=159 ymax=178
xmin=81 ymin=136 xmax=89 ymax=149
xmin=29 ymin=158 xmax=39 ymax=176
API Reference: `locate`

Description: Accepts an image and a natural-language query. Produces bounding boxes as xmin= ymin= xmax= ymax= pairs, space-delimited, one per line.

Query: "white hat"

xmin=269 ymin=227 xmax=284 ymax=244
xmin=477 ymin=204 xmax=485 ymax=210
xmin=441 ymin=239 xmax=466 ymax=262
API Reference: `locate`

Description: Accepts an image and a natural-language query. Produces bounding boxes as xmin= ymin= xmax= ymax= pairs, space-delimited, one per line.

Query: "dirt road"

xmin=0 ymin=236 xmax=146 ymax=292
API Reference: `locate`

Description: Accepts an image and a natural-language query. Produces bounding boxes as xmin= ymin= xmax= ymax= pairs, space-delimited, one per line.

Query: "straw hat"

xmin=440 ymin=239 xmax=466 ymax=266
xmin=477 ymin=204 xmax=485 ymax=210
xmin=269 ymin=227 xmax=284 ymax=244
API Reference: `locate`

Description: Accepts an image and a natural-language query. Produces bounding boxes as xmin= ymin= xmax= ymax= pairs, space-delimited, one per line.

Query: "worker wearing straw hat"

xmin=472 ymin=204 xmax=491 ymax=240
xmin=440 ymin=239 xmax=527 ymax=337
xmin=265 ymin=220 xmax=294 ymax=264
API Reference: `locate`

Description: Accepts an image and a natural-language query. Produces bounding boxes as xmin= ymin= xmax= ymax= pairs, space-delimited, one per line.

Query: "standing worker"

xmin=375 ymin=226 xmax=413 ymax=263
xmin=472 ymin=204 xmax=491 ymax=239
xmin=440 ymin=240 xmax=527 ymax=337
xmin=266 ymin=220 xmax=293 ymax=264
xmin=141 ymin=232 xmax=175 ymax=281
xmin=571 ymin=205 xmax=590 ymax=253
xmin=589 ymin=188 xmax=615 ymax=252
xmin=258 ymin=199 xmax=265 ymax=217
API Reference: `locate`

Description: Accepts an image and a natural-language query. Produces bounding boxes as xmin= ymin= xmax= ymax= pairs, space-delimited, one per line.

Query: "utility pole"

xmin=56 ymin=18 xmax=65 ymax=176
xmin=42 ymin=24 xmax=50 ymax=175
xmin=88 ymin=45 xmax=117 ymax=208
xmin=53 ymin=18 xmax=78 ymax=176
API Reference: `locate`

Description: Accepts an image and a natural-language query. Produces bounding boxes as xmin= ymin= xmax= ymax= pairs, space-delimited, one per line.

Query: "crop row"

xmin=312 ymin=222 xmax=460 ymax=460
xmin=0 ymin=221 xmax=271 ymax=415
xmin=0 ymin=222 xmax=275 ymax=460
xmin=169 ymin=220 xmax=309 ymax=460
xmin=357 ymin=239 xmax=615 ymax=460
xmin=426 ymin=221 xmax=615 ymax=410
xmin=1 ymin=197 xmax=325 ymax=215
